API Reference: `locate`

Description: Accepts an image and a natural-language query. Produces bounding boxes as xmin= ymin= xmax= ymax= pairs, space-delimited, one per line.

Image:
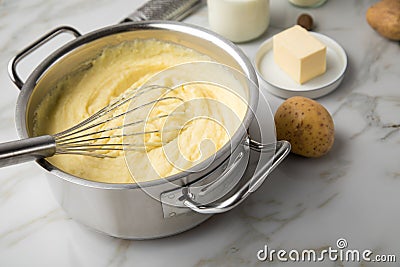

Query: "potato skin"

xmin=274 ymin=96 xmax=334 ymax=158
xmin=366 ymin=0 xmax=400 ymax=41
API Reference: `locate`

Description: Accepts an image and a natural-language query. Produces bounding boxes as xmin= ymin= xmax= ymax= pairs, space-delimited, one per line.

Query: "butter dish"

xmin=254 ymin=32 xmax=347 ymax=99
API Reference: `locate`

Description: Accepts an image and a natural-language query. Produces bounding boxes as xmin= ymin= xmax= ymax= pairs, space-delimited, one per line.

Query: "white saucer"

xmin=254 ymin=32 xmax=347 ymax=99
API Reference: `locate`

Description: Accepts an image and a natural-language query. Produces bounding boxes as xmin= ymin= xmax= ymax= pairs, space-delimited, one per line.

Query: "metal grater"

xmin=122 ymin=0 xmax=203 ymax=22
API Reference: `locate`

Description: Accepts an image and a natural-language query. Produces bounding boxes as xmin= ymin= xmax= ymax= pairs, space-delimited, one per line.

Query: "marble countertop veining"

xmin=0 ymin=0 xmax=399 ymax=266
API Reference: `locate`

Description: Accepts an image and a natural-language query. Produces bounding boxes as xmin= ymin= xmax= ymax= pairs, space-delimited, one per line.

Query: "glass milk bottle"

xmin=207 ymin=0 xmax=270 ymax=43
xmin=288 ymin=0 xmax=327 ymax=8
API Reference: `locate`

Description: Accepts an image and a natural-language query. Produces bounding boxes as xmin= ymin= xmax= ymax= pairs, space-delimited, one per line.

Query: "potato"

xmin=366 ymin=0 xmax=400 ymax=41
xmin=274 ymin=96 xmax=334 ymax=158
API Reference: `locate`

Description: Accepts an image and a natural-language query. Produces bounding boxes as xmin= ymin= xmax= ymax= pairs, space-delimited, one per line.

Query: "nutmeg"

xmin=297 ymin=14 xmax=314 ymax=31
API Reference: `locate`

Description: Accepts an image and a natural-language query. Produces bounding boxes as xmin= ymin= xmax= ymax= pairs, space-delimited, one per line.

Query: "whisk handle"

xmin=0 ymin=135 xmax=56 ymax=168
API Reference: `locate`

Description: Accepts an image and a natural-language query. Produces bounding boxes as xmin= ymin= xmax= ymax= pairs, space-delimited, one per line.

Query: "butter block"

xmin=273 ymin=25 xmax=327 ymax=84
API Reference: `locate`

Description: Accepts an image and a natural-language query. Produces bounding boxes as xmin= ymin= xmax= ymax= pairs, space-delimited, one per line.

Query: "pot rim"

xmin=15 ymin=21 xmax=259 ymax=190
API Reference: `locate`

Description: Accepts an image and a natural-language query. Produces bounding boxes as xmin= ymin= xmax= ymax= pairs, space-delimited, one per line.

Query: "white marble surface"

xmin=0 ymin=0 xmax=399 ymax=266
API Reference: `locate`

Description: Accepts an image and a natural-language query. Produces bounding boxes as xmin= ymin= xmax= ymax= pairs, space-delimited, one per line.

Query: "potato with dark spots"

xmin=366 ymin=0 xmax=400 ymax=41
xmin=274 ymin=96 xmax=334 ymax=158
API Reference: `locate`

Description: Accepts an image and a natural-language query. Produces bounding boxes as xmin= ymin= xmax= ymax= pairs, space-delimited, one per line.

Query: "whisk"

xmin=0 ymin=85 xmax=185 ymax=168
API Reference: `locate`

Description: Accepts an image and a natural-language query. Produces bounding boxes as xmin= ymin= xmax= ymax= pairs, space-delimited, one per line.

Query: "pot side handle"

xmin=8 ymin=26 xmax=81 ymax=89
xmin=183 ymin=140 xmax=291 ymax=214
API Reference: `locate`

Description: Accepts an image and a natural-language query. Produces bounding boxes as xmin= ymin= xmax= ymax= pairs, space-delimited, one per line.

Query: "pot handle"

xmin=8 ymin=26 xmax=81 ymax=89
xmin=182 ymin=140 xmax=291 ymax=214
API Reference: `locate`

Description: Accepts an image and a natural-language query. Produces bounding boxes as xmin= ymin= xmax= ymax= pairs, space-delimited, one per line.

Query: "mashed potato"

xmin=33 ymin=39 xmax=246 ymax=183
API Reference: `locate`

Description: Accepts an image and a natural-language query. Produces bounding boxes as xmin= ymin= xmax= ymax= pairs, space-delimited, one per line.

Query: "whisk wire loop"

xmin=52 ymin=85 xmax=186 ymax=158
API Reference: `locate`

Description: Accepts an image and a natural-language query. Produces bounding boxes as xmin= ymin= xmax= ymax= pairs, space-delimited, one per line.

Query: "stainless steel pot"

xmin=9 ymin=21 xmax=290 ymax=239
